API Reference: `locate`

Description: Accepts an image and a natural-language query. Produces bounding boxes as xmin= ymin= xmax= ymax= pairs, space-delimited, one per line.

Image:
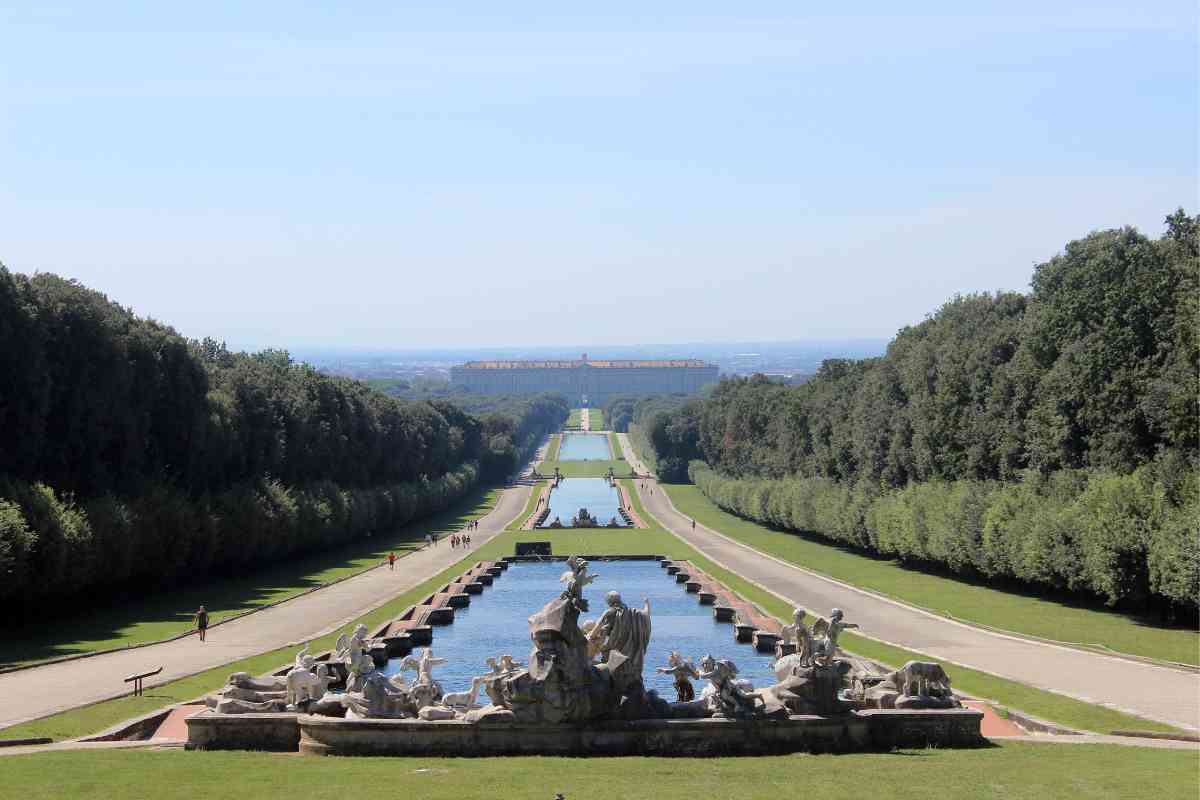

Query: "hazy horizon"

xmin=2 ymin=3 xmax=1194 ymax=351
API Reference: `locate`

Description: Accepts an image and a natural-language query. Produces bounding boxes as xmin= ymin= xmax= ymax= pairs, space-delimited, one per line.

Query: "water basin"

xmin=383 ymin=560 xmax=777 ymax=700
xmin=558 ymin=433 xmax=612 ymax=460
xmin=541 ymin=477 xmax=625 ymax=527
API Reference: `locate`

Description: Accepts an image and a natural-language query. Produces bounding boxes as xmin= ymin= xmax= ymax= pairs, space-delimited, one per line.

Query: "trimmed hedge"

xmin=0 ymin=462 xmax=478 ymax=618
xmin=689 ymin=461 xmax=1198 ymax=613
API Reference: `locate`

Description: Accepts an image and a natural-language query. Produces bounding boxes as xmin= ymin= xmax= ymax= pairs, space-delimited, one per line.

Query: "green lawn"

xmin=545 ymin=434 xmax=561 ymax=461
xmin=608 ymin=432 xmax=624 ymax=459
xmin=589 ymin=408 xmax=606 ymax=430
xmin=512 ymin=479 xmax=549 ymax=529
xmin=3 ymin=491 xmax=1183 ymax=742
xmin=567 ymin=408 xmax=582 ymax=428
xmin=662 ymin=484 xmax=1200 ymax=666
xmin=539 ymin=459 xmax=633 ymax=478
xmin=5 ymin=743 xmax=1199 ymax=800
xmin=0 ymin=487 xmax=502 ymax=671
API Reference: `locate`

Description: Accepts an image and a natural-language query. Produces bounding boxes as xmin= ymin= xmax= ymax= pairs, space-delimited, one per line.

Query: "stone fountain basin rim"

xmin=297 ymin=707 xmax=983 ymax=730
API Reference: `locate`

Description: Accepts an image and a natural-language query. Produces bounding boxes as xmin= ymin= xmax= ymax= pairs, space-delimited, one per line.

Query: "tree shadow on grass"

xmin=0 ymin=484 xmax=499 ymax=669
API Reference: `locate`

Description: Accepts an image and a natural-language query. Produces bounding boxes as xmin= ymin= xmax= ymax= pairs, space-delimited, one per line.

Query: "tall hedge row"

xmin=0 ymin=462 xmax=478 ymax=616
xmin=689 ymin=460 xmax=1198 ymax=613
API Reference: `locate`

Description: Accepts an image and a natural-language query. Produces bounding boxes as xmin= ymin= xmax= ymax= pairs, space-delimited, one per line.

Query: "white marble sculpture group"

xmin=206 ymin=557 xmax=959 ymax=722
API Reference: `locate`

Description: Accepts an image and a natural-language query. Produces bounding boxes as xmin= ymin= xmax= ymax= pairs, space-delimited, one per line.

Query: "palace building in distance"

xmin=450 ymin=354 xmax=719 ymax=405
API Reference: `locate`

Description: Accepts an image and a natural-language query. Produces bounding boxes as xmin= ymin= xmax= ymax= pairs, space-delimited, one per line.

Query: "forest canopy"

xmin=633 ymin=212 xmax=1199 ymax=614
xmin=0 ymin=271 xmax=564 ymax=619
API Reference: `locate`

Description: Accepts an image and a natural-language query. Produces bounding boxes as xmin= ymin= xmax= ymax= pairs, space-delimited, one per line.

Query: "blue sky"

xmin=1 ymin=3 xmax=1194 ymax=350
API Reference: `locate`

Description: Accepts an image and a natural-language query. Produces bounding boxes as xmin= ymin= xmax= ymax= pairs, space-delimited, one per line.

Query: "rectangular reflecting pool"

xmin=558 ymin=433 xmax=612 ymax=460
xmin=541 ymin=477 xmax=626 ymax=527
xmin=384 ymin=560 xmax=777 ymax=700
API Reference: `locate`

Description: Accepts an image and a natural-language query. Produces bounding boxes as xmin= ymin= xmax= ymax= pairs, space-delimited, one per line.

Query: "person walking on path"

xmin=388 ymin=552 xmax=396 ymax=570
xmin=194 ymin=605 xmax=209 ymax=642
xmin=425 ymin=533 xmax=432 ymax=549
xmin=691 ymin=519 xmax=696 ymax=530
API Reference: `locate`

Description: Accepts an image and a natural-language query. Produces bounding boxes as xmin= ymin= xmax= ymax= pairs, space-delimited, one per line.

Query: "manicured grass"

xmin=545 ymin=434 xmax=561 ymax=461
xmin=608 ymin=432 xmax=624 ymax=460
xmin=663 ymin=483 xmax=1200 ymax=666
xmin=589 ymin=408 xmax=606 ymax=430
xmin=567 ymin=408 xmax=582 ymax=428
xmin=6 ymin=495 xmax=1181 ymax=741
xmin=539 ymin=460 xmax=632 ymax=478
xmin=512 ymin=480 xmax=548 ymax=529
xmin=5 ymin=742 xmax=1199 ymax=799
xmin=0 ymin=487 xmax=502 ymax=671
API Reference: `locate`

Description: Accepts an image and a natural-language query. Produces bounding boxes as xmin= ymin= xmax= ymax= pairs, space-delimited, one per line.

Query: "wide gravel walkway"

xmin=619 ymin=434 xmax=1200 ymax=732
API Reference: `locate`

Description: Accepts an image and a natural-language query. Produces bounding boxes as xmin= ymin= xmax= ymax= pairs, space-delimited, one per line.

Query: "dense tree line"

xmin=382 ymin=381 xmax=568 ymax=480
xmin=602 ymin=396 xmax=703 ymax=482
xmin=640 ymin=212 xmax=1199 ymax=614
xmin=0 ymin=269 xmax=547 ymax=621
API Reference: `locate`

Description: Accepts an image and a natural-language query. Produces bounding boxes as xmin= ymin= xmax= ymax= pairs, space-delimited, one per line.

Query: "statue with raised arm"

xmin=559 ymin=555 xmax=598 ymax=612
xmin=588 ymin=591 xmax=652 ymax=696
xmin=655 ymin=651 xmax=699 ymax=702
xmin=811 ymin=608 xmax=858 ymax=667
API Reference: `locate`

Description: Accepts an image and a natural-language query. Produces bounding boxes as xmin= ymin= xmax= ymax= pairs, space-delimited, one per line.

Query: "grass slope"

xmin=608 ymin=432 xmax=624 ymax=460
xmin=0 ymin=486 xmax=502 ymax=670
xmin=566 ymin=408 xmax=582 ymax=428
xmin=512 ymin=479 xmax=548 ymax=528
xmin=663 ymin=483 xmax=1199 ymax=666
xmin=4 ymin=743 xmax=1198 ymax=800
xmin=538 ymin=460 xmax=631 ymax=478
xmin=545 ymin=434 xmax=561 ymax=461
xmin=589 ymin=408 xmax=605 ymax=430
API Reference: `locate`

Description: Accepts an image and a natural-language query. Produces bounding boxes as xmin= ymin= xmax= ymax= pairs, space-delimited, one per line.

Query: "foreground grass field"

xmin=662 ymin=483 xmax=1200 ymax=666
xmin=3 ymin=492 xmax=1182 ymax=742
xmin=4 ymin=742 xmax=1197 ymax=800
xmin=0 ymin=487 xmax=502 ymax=670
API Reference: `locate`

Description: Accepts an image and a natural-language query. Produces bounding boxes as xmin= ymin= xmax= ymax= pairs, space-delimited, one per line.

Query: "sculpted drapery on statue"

xmin=588 ymin=591 xmax=651 ymax=695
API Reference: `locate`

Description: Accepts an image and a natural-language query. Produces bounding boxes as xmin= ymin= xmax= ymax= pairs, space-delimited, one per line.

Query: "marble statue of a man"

xmin=588 ymin=591 xmax=652 ymax=695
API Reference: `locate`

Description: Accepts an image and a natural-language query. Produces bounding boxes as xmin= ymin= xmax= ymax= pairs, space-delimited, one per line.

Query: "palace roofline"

xmin=455 ymin=359 xmax=714 ymax=370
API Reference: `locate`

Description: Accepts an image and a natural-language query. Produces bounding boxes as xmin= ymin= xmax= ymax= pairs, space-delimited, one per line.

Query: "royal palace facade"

xmin=450 ymin=355 xmax=719 ymax=405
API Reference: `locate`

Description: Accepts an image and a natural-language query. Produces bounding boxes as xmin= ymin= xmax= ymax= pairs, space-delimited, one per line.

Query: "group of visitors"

xmin=450 ymin=532 xmax=472 ymax=549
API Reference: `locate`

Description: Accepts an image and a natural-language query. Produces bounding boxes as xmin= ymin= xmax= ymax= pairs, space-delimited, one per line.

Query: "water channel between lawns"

xmin=541 ymin=477 xmax=626 ymax=527
xmin=382 ymin=560 xmax=777 ymax=699
xmin=557 ymin=432 xmax=612 ymax=460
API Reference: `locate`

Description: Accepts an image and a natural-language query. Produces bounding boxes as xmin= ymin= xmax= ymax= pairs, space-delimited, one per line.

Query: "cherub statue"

xmin=811 ymin=608 xmax=859 ymax=667
xmin=655 ymin=651 xmax=699 ymax=702
xmin=285 ymin=644 xmax=333 ymax=708
xmin=498 ymin=654 xmax=523 ymax=673
xmin=335 ymin=624 xmax=370 ymax=661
